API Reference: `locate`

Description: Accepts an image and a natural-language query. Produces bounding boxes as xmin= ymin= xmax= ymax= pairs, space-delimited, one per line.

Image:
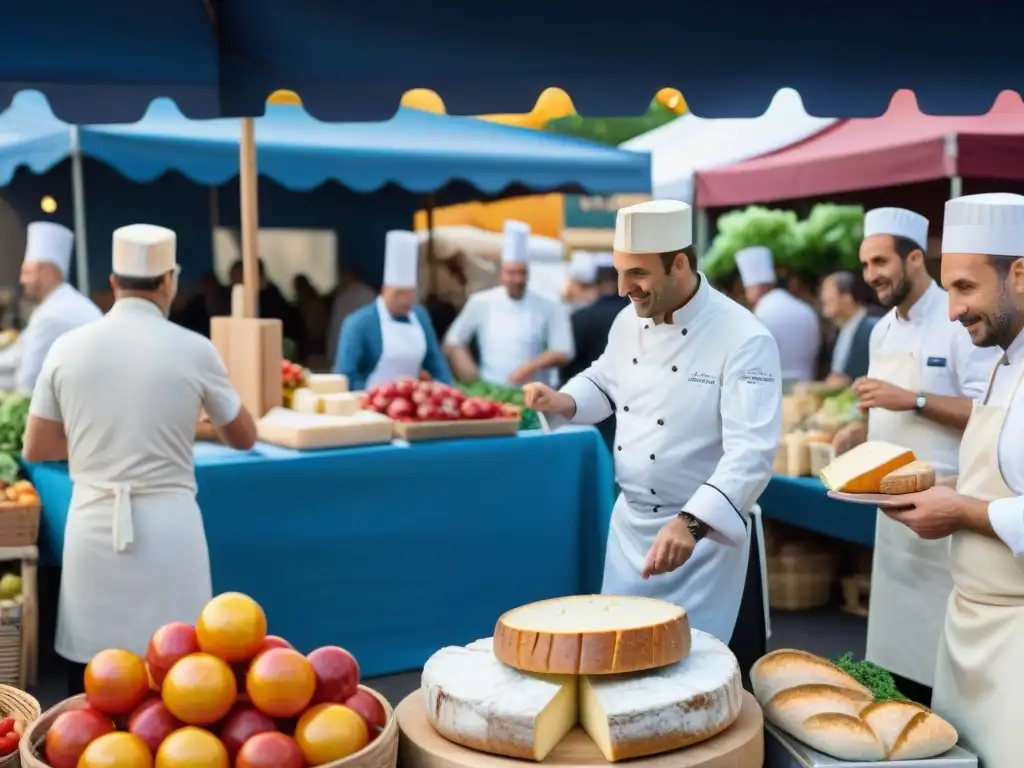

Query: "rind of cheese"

xmin=580 ymin=630 xmax=742 ymax=761
xmin=493 ymin=595 xmax=690 ymax=675
xmin=306 ymin=373 xmax=349 ymax=394
xmin=819 ymin=441 xmax=916 ymax=493
xmin=320 ymin=392 xmax=361 ymax=417
xmin=421 ymin=642 xmax=577 ymax=761
xmin=290 ymin=387 xmax=321 ymax=414
xmin=878 ymin=460 xmax=935 ymax=495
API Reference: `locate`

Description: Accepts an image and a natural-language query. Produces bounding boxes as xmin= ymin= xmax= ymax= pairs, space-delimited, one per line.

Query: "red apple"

xmin=255 ymin=635 xmax=293 ymax=658
xmin=44 ymin=709 xmax=116 ymax=768
xmin=146 ymin=622 xmax=200 ymax=687
xmin=236 ymin=732 xmax=304 ymax=768
xmin=344 ymin=689 xmax=387 ymax=740
xmin=219 ymin=703 xmax=278 ymax=760
xmin=127 ymin=698 xmax=182 ymax=754
xmin=307 ymin=646 xmax=360 ymax=704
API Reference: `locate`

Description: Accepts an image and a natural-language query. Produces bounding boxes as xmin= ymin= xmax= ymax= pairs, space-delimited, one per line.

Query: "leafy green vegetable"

xmin=457 ymin=381 xmax=540 ymax=430
xmin=819 ymin=388 xmax=859 ymax=422
xmin=0 ymin=454 xmax=18 ymax=485
xmin=794 ymin=204 xmax=865 ymax=273
xmin=543 ymin=100 xmax=678 ymax=146
xmin=0 ymin=393 xmax=30 ymax=455
xmin=832 ymin=653 xmax=907 ymax=702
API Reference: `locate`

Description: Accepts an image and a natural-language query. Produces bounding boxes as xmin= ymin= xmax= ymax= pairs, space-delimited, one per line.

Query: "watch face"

xmin=917 ymin=396 xmax=927 ymax=409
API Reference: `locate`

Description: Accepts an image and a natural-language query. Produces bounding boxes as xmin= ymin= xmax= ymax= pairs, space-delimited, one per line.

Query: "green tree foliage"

xmin=542 ymin=100 xmax=678 ymax=145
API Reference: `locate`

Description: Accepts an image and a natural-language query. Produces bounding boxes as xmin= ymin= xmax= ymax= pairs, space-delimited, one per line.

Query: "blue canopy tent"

xmin=0 ymin=1 xmax=1019 ymax=122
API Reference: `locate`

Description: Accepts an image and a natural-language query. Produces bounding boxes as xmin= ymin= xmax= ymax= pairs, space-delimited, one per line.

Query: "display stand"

xmin=0 ymin=546 xmax=37 ymax=690
xmin=395 ymin=690 xmax=764 ymax=768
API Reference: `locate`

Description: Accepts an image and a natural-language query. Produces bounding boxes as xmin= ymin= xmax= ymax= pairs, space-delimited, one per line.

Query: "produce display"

xmin=0 ymin=476 xmax=37 ymax=506
xmin=420 ymin=595 xmax=743 ymax=764
xmin=820 ymin=441 xmax=935 ymax=494
xmin=0 ymin=392 xmax=30 ymax=456
xmin=40 ymin=592 xmax=387 ymax=768
xmin=0 ymin=712 xmax=27 ymax=757
xmin=457 ymin=381 xmax=540 ymax=430
xmin=751 ymin=649 xmax=958 ymax=761
xmin=280 ymin=361 xmax=310 ymax=409
xmin=361 ymin=379 xmax=514 ymax=423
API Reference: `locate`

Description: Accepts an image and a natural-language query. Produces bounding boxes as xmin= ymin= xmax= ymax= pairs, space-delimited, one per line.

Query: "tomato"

xmin=0 ymin=717 xmax=14 ymax=736
xmin=410 ymin=389 xmax=431 ymax=406
xmin=370 ymin=395 xmax=393 ymax=412
xmin=387 ymin=399 xmax=415 ymax=420
xmin=416 ymin=404 xmax=439 ymax=421
xmin=430 ymin=382 xmax=451 ymax=398
xmin=0 ymin=732 xmax=19 ymax=757
xmin=394 ymin=379 xmax=416 ymax=397
xmin=460 ymin=401 xmax=482 ymax=420
xmin=378 ymin=383 xmax=399 ymax=398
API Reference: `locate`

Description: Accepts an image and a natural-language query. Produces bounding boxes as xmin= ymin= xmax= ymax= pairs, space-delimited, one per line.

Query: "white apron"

xmin=865 ymin=339 xmax=960 ymax=686
xmin=56 ymin=482 xmax=212 ymax=662
xmin=365 ymin=298 xmax=427 ymax=390
xmin=479 ymin=296 xmax=546 ymax=385
xmin=931 ymin=359 xmax=1024 ymax=768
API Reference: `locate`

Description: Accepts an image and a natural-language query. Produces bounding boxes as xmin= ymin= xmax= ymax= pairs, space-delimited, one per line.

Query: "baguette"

xmin=753 ymin=650 xmax=958 ymax=761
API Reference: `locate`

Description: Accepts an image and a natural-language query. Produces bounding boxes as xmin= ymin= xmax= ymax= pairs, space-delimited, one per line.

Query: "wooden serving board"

xmin=396 ymin=690 xmax=764 ymax=768
xmin=393 ymin=417 xmax=519 ymax=442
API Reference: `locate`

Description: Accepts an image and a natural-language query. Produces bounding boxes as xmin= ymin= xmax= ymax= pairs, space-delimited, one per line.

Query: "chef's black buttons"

xmin=624 ymin=406 xmax=630 ymax=412
xmin=650 ymin=489 xmax=656 ymax=495
xmin=671 ymin=365 xmax=677 ymax=372
xmin=681 ymin=328 xmax=688 ymax=336
xmin=617 ymin=445 xmax=622 ymax=451
xmin=653 ymin=506 xmax=660 ymax=513
xmin=644 ymin=324 xmax=649 ymax=330
xmin=650 ymin=454 xmax=655 ymax=460
xmin=657 ymin=418 xmax=664 ymax=425
xmin=632 ymin=358 xmax=637 ymax=364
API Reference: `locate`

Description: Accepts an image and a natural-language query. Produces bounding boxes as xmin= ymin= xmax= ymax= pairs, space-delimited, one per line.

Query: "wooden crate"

xmin=0 ymin=547 xmax=38 ymax=691
xmin=767 ymin=550 xmax=838 ymax=611
xmin=0 ymin=504 xmax=39 ymax=548
xmin=393 ymin=417 xmax=519 ymax=442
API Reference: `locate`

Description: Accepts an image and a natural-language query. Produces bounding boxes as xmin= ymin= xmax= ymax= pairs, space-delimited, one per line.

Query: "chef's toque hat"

xmin=591 ymin=252 xmax=615 ymax=269
xmin=568 ymin=251 xmax=598 ymax=284
xmin=614 ymin=199 xmax=692 ymax=254
xmin=735 ymin=246 xmax=775 ymax=287
xmin=864 ymin=207 xmax=929 ymax=251
xmin=382 ymin=230 xmax=420 ymax=288
xmin=502 ymin=220 xmax=531 ymax=264
xmin=24 ymin=221 xmax=74 ymax=277
xmin=942 ymin=193 xmax=1024 ymax=258
xmin=112 ymin=224 xmax=177 ymax=277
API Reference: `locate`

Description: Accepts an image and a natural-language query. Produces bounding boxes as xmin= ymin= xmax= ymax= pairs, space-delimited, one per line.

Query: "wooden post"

xmin=239 ymin=118 xmax=260 ymax=318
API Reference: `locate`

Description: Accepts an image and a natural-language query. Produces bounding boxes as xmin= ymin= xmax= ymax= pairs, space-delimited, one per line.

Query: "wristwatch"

xmin=915 ymin=393 xmax=927 ymax=412
xmin=677 ymin=512 xmax=709 ymax=542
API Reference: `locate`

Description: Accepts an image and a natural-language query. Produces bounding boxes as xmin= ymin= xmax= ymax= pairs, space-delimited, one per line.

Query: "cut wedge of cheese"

xmin=493 ymin=595 xmax=690 ymax=675
xmin=290 ymin=387 xmax=321 ymax=414
xmin=320 ymin=392 xmax=362 ymax=417
xmin=256 ymin=407 xmax=393 ymax=449
xmin=819 ymin=441 xmax=916 ymax=493
xmin=306 ymin=373 xmax=349 ymax=394
xmin=878 ymin=460 xmax=935 ymax=494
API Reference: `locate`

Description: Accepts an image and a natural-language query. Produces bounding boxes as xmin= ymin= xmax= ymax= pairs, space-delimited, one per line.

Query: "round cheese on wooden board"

xmin=493 ymin=595 xmax=690 ymax=675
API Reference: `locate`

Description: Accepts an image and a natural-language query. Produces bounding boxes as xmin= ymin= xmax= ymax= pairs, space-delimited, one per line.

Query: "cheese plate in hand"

xmin=825 ymin=491 xmax=914 ymax=507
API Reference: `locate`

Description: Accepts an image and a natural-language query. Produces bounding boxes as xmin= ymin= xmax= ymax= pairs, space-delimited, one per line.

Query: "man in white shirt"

xmin=832 ymin=206 xmax=1000 ymax=706
xmin=819 ymin=270 xmax=878 ymax=386
xmin=524 ymin=200 xmax=782 ymax=687
xmin=563 ymin=250 xmax=601 ymax=312
xmin=0 ymin=222 xmax=101 ymax=393
xmin=735 ymin=246 xmax=821 ymax=383
xmin=444 ymin=220 xmax=574 ymax=385
xmin=22 ymin=224 xmax=256 ymax=696
xmin=879 ymin=193 xmax=1024 ymax=767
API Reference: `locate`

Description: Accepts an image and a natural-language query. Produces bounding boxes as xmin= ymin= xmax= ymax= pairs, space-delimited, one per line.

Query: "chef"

xmin=444 ymin=220 xmax=574 ymax=385
xmin=525 ymin=199 xmax=782 ymax=683
xmin=0 ymin=222 xmax=101 ymax=393
xmin=735 ymin=246 xmax=821 ymax=384
xmin=831 ymin=206 xmax=999 ymax=705
xmin=21 ymin=224 xmax=256 ymax=695
xmin=334 ymin=230 xmax=452 ymax=390
xmin=880 ymin=193 xmax=1024 ymax=767
xmin=563 ymin=250 xmax=601 ymax=312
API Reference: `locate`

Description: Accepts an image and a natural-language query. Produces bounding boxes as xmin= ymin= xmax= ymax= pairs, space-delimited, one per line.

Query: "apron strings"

xmin=110 ymin=484 xmax=135 ymax=553
xmin=750 ymin=505 xmax=771 ymax=640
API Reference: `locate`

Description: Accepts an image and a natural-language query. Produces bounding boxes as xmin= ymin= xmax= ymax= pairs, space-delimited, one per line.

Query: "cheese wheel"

xmin=306 ymin=373 xmax=349 ymax=394
xmin=878 ymin=460 xmax=935 ymax=494
xmin=860 ymin=700 xmax=958 ymax=760
xmin=493 ymin=595 xmax=690 ymax=675
xmin=819 ymin=440 xmax=916 ymax=493
xmin=750 ymin=649 xmax=871 ymax=705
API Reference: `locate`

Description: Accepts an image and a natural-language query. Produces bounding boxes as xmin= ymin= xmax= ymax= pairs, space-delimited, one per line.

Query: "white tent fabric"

xmin=621 ymin=88 xmax=836 ymax=202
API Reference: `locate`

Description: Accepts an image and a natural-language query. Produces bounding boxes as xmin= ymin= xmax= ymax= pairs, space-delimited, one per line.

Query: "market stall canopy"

xmin=621 ymin=88 xmax=834 ymax=202
xmin=0 ymin=92 xmax=651 ymax=203
xmin=697 ymin=90 xmax=1024 ymax=208
xmin=0 ymin=93 xmax=68 ymax=184
xmin=0 ymin=2 xmax=1018 ymax=122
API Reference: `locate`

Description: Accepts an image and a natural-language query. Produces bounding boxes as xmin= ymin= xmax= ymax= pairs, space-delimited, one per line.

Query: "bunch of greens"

xmin=703 ymin=207 xmax=802 ymax=283
xmin=0 ymin=393 xmax=30 ymax=455
xmin=818 ymin=388 xmax=859 ymax=422
xmin=458 ymin=381 xmax=541 ymax=430
xmin=832 ymin=653 xmax=907 ymax=702
xmin=794 ymin=204 xmax=864 ymax=273
xmin=0 ymin=454 xmax=17 ymax=485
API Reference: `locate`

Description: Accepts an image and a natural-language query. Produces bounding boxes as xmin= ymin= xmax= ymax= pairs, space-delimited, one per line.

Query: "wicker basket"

xmin=767 ymin=550 xmax=838 ymax=611
xmin=21 ymin=686 xmax=397 ymax=768
xmin=0 ymin=685 xmax=40 ymax=768
xmin=0 ymin=507 xmax=38 ymax=548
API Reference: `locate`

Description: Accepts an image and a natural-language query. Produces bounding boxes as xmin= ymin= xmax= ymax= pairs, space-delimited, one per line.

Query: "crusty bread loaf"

xmin=752 ymin=650 xmax=959 ymax=761
xmin=493 ymin=595 xmax=690 ymax=675
xmin=878 ymin=461 xmax=935 ymax=494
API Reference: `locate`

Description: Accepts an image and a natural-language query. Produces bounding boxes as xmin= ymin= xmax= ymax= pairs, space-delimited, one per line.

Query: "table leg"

xmin=21 ymin=555 xmax=37 ymax=688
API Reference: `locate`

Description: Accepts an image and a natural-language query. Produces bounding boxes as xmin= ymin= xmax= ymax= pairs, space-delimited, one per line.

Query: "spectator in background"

xmin=230 ymin=259 xmax=307 ymax=360
xmin=819 ymin=270 xmax=879 ymax=386
xmin=171 ymin=272 xmax=230 ymax=337
xmin=292 ymin=273 xmax=329 ymax=361
xmin=326 ymin=265 xmax=375 ymax=368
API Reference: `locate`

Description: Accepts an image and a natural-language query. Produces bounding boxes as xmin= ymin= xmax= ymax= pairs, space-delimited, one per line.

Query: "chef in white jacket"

xmin=524 ymin=200 xmax=782 ymax=684
xmin=880 ymin=193 xmax=1024 ymax=767
xmin=735 ymin=246 xmax=820 ymax=383
xmin=563 ymin=250 xmax=600 ymax=312
xmin=444 ymin=220 xmax=574 ymax=385
xmin=21 ymin=224 xmax=256 ymax=696
xmin=831 ymin=207 xmax=999 ymax=705
xmin=0 ymin=222 xmax=101 ymax=393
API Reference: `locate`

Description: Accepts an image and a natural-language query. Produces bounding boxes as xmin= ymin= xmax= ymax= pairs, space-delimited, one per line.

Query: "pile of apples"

xmin=43 ymin=592 xmax=384 ymax=768
xmin=361 ymin=378 xmax=512 ymax=422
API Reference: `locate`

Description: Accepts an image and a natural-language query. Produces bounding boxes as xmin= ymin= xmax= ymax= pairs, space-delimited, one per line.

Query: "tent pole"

xmin=425 ymin=195 xmax=437 ymax=295
xmin=239 ymin=118 xmax=259 ymax=317
xmin=69 ymin=126 xmax=90 ymax=296
xmin=695 ymin=207 xmax=710 ymax=263
xmin=950 ymin=176 xmax=963 ymax=199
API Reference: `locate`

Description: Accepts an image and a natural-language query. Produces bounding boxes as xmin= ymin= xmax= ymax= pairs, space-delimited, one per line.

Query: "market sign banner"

xmin=563 ymin=194 xmax=651 ymax=230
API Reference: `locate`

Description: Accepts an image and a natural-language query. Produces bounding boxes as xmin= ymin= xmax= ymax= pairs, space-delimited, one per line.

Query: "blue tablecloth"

xmin=758 ymin=475 xmax=877 ymax=547
xmin=25 ymin=427 xmax=615 ymax=677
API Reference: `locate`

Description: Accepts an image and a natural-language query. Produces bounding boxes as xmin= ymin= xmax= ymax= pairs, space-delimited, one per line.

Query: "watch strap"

xmin=915 ymin=393 xmax=927 ymax=412
xmin=678 ymin=512 xmax=709 ymax=542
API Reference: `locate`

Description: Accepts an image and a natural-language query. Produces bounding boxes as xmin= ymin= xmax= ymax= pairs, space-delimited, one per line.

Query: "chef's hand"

xmin=642 ymin=517 xmax=696 ymax=579
xmin=881 ymin=486 xmax=963 ymax=540
xmin=508 ymin=364 xmax=535 ymax=386
xmin=852 ymin=377 xmax=916 ymax=412
xmin=522 ymin=383 xmax=576 ymax=419
xmin=832 ymin=420 xmax=867 ymax=455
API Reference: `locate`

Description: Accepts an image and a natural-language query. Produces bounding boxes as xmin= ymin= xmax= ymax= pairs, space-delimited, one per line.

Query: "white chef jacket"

xmin=444 ymin=286 xmax=574 ymax=385
xmin=754 ymin=288 xmax=820 ymax=382
xmin=869 ymin=281 xmax=999 ymax=473
xmin=831 ymin=308 xmax=867 ymax=374
xmin=0 ymin=283 xmax=101 ymax=394
xmin=983 ymin=330 xmax=1024 ymax=556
